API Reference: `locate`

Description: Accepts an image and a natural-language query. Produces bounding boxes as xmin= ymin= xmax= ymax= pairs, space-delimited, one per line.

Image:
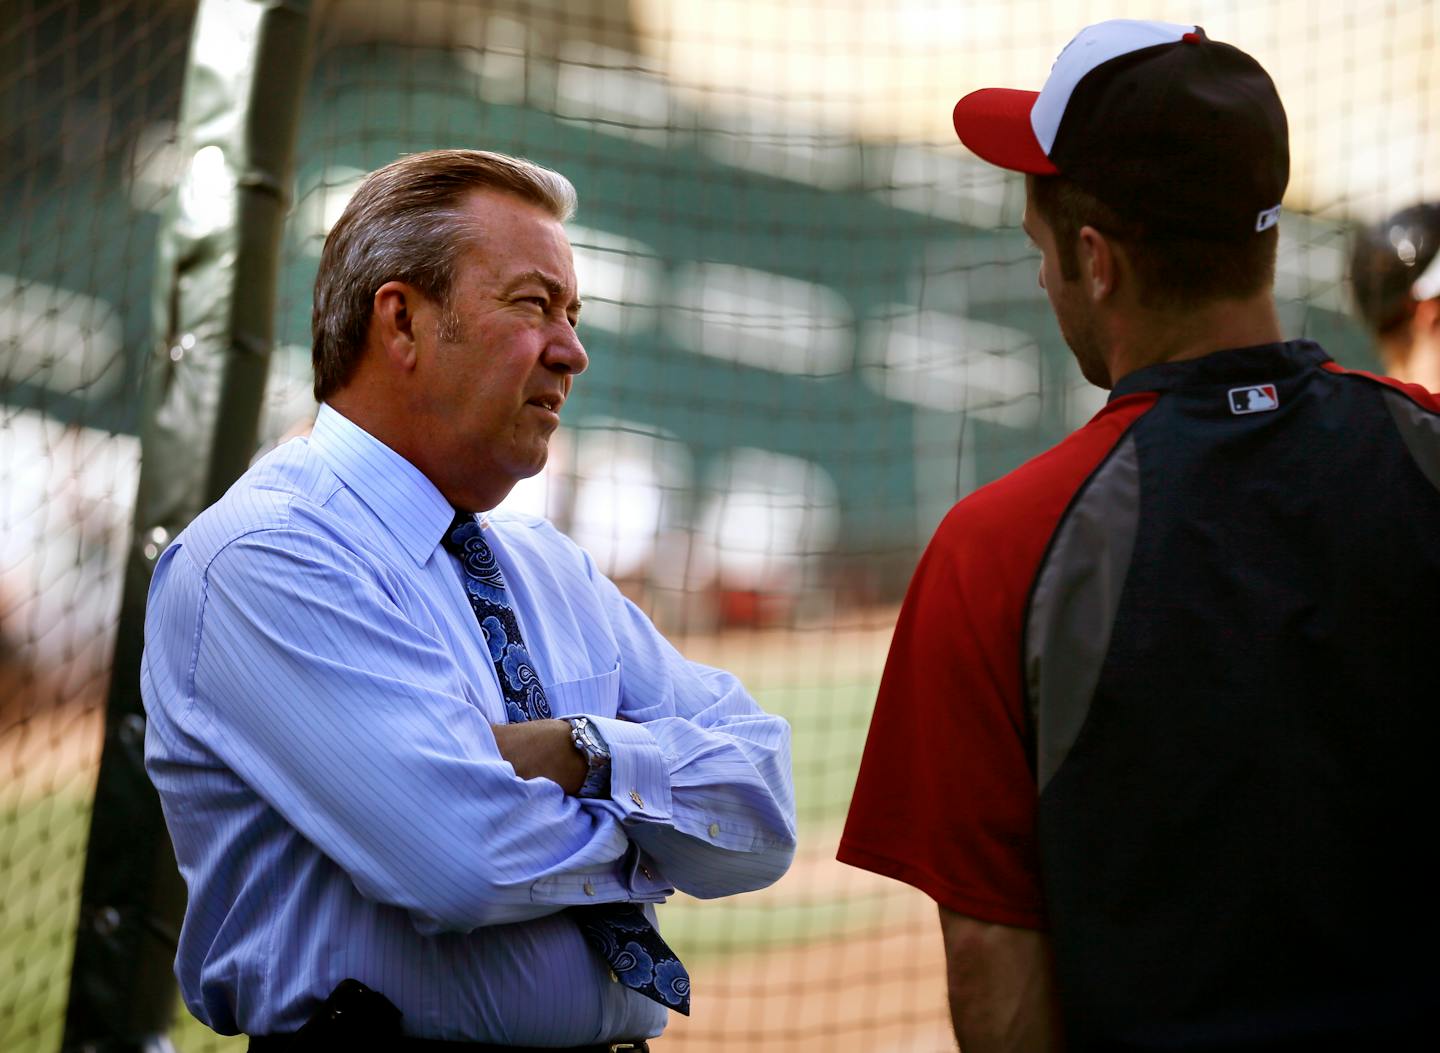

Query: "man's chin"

xmin=522 ymin=445 xmax=550 ymax=477
xmin=1068 ymin=342 xmax=1112 ymax=390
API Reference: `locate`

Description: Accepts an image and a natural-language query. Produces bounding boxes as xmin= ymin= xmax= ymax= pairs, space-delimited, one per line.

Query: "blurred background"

xmin=2 ymin=1 xmax=1435 ymax=1050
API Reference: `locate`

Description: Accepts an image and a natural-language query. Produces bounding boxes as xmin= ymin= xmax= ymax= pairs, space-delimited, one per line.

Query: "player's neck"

xmin=1381 ymin=320 xmax=1440 ymax=393
xmin=1386 ymin=343 xmax=1440 ymax=393
xmin=1107 ymin=291 xmax=1284 ymax=385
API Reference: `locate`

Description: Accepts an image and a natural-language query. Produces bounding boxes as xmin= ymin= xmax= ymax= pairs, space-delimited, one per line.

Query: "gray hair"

xmin=311 ymin=149 xmax=577 ymax=401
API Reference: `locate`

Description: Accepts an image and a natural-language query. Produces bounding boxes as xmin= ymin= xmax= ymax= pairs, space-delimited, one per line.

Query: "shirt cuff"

xmin=585 ymin=715 xmax=672 ymax=825
xmin=622 ymin=841 xmax=673 ymax=899
xmin=530 ymin=859 xmax=671 ymax=906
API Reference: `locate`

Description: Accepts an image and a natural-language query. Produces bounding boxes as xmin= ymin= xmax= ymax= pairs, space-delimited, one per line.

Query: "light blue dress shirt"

xmin=141 ymin=404 xmax=797 ymax=1043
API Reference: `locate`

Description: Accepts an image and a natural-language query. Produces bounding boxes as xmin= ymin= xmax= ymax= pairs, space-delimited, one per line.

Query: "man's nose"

xmin=546 ymin=323 xmax=588 ymax=375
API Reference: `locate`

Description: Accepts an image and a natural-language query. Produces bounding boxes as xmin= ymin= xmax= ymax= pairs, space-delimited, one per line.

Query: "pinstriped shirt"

xmin=140 ymin=403 xmax=796 ymax=1043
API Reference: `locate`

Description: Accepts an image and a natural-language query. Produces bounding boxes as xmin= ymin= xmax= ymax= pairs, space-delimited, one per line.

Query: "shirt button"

xmin=640 ymin=865 xmax=653 ymax=879
xmin=629 ymin=790 xmax=645 ymax=808
xmin=583 ymin=881 xmax=595 ymax=897
xmin=708 ymin=822 xmax=720 ymax=839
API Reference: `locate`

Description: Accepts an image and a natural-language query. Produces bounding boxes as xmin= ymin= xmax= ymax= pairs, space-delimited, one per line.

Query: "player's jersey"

xmin=839 ymin=339 xmax=1440 ymax=1050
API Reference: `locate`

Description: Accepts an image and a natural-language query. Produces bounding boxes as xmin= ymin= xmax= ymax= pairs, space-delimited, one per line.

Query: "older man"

xmin=142 ymin=149 xmax=796 ymax=1050
xmin=840 ymin=20 xmax=1440 ymax=1053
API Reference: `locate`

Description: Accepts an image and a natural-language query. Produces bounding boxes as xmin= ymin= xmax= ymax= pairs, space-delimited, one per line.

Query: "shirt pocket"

xmin=545 ymin=661 xmax=620 ymax=719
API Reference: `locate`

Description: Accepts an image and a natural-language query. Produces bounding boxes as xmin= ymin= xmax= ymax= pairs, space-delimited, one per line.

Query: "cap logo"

xmin=1228 ymin=384 xmax=1279 ymax=414
xmin=1255 ymin=205 xmax=1282 ymax=232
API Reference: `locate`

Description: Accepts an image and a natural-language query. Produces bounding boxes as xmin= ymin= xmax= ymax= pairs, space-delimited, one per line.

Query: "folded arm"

xmin=490 ymin=719 xmax=586 ymax=793
xmin=560 ymin=557 xmax=798 ymax=899
xmin=153 ymin=529 xmax=657 ymax=934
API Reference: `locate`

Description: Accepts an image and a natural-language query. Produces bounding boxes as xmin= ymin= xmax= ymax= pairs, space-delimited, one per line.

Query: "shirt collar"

xmin=309 ymin=403 xmax=455 ymax=565
xmin=1109 ymin=339 xmax=1330 ymax=400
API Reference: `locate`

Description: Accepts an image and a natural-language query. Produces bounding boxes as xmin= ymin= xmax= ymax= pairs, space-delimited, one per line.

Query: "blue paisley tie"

xmin=442 ymin=512 xmax=692 ymax=1015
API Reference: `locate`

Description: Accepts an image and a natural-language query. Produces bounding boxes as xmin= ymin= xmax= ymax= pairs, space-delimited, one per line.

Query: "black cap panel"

xmin=1049 ymin=36 xmax=1289 ymax=241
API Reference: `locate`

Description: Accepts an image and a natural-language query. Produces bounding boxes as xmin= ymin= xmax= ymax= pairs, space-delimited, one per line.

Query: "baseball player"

xmin=840 ymin=20 xmax=1440 ymax=1052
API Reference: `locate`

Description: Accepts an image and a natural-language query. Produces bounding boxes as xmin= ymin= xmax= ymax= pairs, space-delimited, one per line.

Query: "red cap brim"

xmin=952 ymin=88 xmax=1058 ymax=175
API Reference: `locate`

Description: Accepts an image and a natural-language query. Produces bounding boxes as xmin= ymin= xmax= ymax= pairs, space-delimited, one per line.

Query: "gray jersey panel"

xmin=1384 ymin=388 xmax=1440 ymax=495
xmin=1026 ymin=432 xmax=1142 ymax=794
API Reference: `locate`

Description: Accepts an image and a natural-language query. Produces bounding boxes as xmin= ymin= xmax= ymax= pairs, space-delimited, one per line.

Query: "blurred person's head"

xmin=1349 ymin=203 xmax=1440 ymax=391
xmin=953 ymin=20 xmax=1288 ymax=388
xmin=313 ymin=149 xmax=586 ymax=512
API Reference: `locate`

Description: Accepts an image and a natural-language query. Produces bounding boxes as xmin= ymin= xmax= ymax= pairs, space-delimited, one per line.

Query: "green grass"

xmin=0 ymin=677 xmax=880 ymax=1049
xmin=0 ymin=793 xmax=90 ymax=1053
xmin=767 ymin=680 xmax=877 ymax=826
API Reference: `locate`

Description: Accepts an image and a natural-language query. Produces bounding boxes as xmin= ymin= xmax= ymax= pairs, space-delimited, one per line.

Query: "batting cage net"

xmin=3 ymin=1 xmax=1436 ymax=1051
xmin=2 ymin=1 xmax=197 ymax=1050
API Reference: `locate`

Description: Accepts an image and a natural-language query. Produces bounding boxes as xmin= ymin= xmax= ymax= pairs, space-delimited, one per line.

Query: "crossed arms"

xmin=143 ymin=518 xmax=797 ymax=933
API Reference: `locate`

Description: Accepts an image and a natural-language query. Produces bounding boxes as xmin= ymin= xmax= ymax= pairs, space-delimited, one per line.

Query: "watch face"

xmin=571 ymin=718 xmax=610 ymax=762
xmin=584 ymin=727 xmax=609 ymax=759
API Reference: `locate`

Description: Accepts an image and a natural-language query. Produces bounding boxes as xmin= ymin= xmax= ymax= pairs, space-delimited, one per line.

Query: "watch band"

xmin=567 ymin=716 xmax=612 ymax=799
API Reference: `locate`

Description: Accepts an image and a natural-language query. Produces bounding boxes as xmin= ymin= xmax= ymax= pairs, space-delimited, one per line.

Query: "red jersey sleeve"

xmin=1320 ymin=361 xmax=1440 ymax=412
xmin=837 ymin=393 xmax=1157 ymax=928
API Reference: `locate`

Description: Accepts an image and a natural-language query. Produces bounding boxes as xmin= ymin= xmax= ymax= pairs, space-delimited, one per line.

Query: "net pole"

xmin=61 ymin=2 xmax=314 ymax=1048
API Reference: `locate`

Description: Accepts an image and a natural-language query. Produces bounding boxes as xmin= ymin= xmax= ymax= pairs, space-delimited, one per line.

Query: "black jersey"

xmin=1031 ymin=340 xmax=1440 ymax=1049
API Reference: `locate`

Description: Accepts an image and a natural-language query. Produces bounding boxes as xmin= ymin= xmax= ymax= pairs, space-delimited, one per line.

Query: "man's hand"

xmin=938 ymin=905 xmax=1063 ymax=1052
xmin=490 ymin=720 xmax=588 ymax=795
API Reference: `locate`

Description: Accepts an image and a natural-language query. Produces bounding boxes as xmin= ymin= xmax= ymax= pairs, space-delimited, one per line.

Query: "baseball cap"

xmin=953 ymin=19 xmax=1289 ymax=241
xmin=1349 ymin=203 xmax=1440 ymax=334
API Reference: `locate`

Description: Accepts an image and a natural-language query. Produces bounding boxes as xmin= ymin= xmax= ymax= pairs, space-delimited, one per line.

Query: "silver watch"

xmin=567 ymin=716 xmax=612 ymax=798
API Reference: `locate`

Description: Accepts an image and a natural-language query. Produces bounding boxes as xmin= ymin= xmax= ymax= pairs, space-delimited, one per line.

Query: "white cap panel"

xmin=1412 ymin=250 xmax=1440 ymax=303
xmin=1030 ymin=19 xmax=1194 ymax=156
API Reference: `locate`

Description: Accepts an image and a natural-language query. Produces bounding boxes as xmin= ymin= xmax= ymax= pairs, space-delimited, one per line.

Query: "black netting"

xmin=1 ymin=2 xmax=195 ymax=1051
xmin=4 ymin=2 xmax=1430 ymax=1051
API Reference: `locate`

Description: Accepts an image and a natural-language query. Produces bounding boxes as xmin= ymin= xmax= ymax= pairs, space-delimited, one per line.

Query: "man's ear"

xmin=1076 ymin=225 xmax=1117 ymax=303
xmin=371 ymin=280 xmax=421 ymax=372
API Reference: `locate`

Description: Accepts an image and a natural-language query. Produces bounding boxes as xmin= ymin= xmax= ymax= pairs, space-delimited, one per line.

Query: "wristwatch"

xmin=567 ymin=716 xmax=612 ymax=798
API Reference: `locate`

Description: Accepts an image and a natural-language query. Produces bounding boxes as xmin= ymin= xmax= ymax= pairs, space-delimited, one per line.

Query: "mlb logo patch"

xmin=1228 ymin=384 xmax=1279 ymax=415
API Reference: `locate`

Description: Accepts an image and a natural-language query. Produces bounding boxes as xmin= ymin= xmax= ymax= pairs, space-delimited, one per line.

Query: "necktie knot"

xmin=442 ymin=510 xmax=484 ymax=557
xmin=443 ymin=513 xmax=507 ymax=598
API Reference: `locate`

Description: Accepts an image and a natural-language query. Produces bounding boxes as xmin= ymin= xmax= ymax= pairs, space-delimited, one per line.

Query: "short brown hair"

xmin=311 ymin=149 xmax=577 ymax=401
xmin=1028 ymin=174 xmax=1278 ymax=312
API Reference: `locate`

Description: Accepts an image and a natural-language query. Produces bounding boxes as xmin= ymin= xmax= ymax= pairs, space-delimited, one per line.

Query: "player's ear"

xmin=1076 ymin=225 xmax=1116 ymax=303
xmin=371 ymin=281 xmax=422 ymax=372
